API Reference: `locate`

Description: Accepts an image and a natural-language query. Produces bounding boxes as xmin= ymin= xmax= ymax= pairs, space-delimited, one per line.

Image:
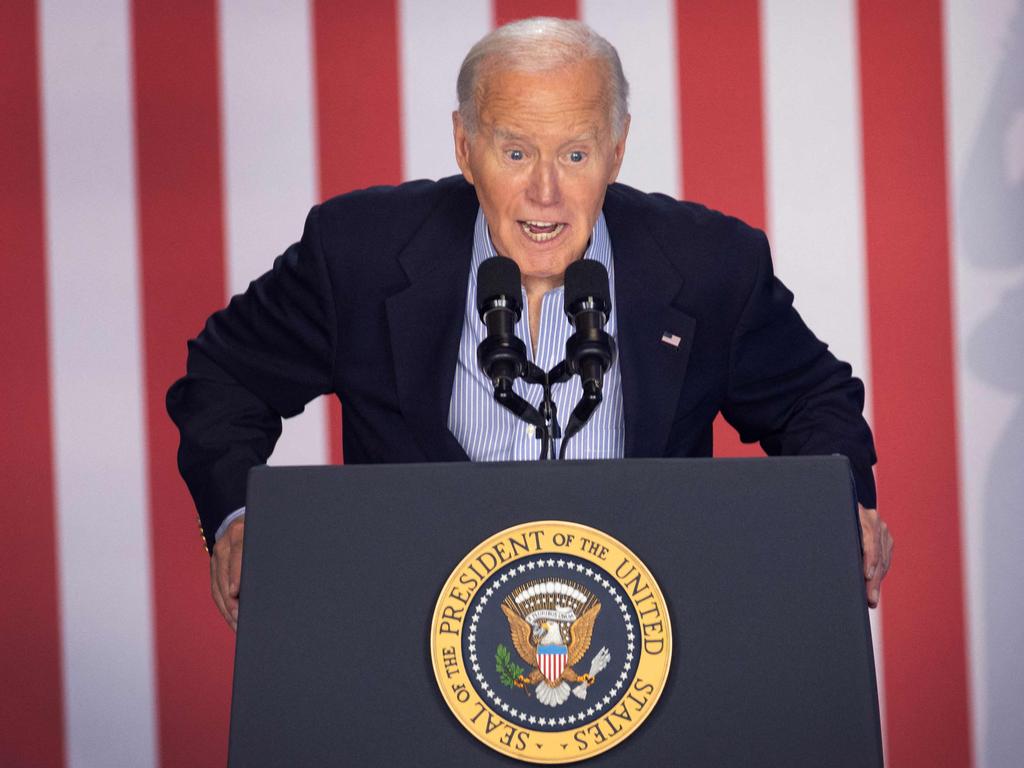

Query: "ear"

xmin=607 ymin=114 xmax=631 ymax=184
xmin=452 ymin=111 xmax=475 ymax=185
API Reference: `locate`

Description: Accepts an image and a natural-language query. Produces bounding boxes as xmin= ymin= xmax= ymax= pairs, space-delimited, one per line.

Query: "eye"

xmin=568 ymin=150 xmax=586 ymax=163
xmin=507 ymin=149 xmax=525 ymax=161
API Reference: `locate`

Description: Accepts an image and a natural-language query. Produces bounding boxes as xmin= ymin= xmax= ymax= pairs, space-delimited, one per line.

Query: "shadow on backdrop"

xmin=958 ymin=3 xmax=1024 ymax=765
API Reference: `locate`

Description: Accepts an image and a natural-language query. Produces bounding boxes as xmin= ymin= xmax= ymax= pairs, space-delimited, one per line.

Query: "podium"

xmin=227 ymin=457 xmax=882 ymax=766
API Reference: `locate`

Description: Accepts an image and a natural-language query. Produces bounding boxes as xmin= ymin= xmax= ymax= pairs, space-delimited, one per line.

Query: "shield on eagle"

xmin=537 ymin=644 xmax=568 ymax=684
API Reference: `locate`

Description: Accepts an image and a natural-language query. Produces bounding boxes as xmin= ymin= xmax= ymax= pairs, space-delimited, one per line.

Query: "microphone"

xmin=563 ymin=260 xmax=616 ymax=396
xmin=476 ymin=256 xmax=528 ymax=390
xmin=476 ymin=257 xmax=553 ymax=459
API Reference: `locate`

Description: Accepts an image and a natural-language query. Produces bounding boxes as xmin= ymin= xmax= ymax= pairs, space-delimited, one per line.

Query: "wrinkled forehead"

xmin=474 ymin=61 xmax=614 ymax=139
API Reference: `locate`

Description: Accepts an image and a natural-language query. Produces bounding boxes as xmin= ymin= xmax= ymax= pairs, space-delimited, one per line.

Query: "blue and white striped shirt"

xmin=216 ymin=210 xmax=624 ymax=540
xmin=447 ymin=210 xmax=625 ymax=462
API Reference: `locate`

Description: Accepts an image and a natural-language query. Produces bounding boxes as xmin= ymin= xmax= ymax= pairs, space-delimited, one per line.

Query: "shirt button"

xmin=526 ymin=425 xmax=535 ymax=437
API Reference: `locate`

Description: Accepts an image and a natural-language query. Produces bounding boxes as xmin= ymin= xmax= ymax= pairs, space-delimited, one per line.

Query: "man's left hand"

xmin=859 ymin=504 xmax=893 ymax=608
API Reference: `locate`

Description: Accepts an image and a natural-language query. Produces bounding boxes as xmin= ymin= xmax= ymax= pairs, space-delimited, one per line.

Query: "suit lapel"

xmin=604 ymin=188 xmax=697 ymax=458
xmin=385 ymin=183 xmax=476 ymax=462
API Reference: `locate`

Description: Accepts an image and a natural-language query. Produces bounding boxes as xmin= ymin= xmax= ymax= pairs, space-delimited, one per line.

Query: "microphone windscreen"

xmin=476 ymin=257 xmax=522 ymax=316
xmin=564 ymin=260 xmax=611 ymax=313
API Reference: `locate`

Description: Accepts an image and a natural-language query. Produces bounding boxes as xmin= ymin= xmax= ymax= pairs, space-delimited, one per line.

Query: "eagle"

xmin=501 ymin=599 xmax=611 ymax=707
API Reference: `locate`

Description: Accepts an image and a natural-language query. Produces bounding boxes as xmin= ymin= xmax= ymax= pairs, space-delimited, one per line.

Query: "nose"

xmin=527 ymin=158 xmax=560 ymax=207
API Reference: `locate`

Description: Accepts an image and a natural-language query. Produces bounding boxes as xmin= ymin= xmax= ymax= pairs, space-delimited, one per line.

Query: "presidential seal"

xmin=430 ymin=521 xmax=671 ymax=764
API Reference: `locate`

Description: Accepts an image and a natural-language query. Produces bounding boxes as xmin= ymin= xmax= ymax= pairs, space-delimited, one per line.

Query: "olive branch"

xmin=495 ymin=644 xmax=524 ymax=688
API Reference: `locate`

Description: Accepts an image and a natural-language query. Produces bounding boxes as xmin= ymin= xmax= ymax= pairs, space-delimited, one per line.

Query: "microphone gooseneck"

xmin=475 ymin=257 xmax=553 ymax=458
xmin=560 ymin=260 xmax=616 ymax=459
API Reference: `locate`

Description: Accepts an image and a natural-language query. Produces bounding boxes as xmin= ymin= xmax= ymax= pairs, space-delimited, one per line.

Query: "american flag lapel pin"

xmin=660 ymin=332 xmax=682 ymax=348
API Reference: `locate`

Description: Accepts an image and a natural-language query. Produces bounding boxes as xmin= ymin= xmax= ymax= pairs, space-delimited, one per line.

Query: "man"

xmin=168 ymin=18 xmax=893 ymax=632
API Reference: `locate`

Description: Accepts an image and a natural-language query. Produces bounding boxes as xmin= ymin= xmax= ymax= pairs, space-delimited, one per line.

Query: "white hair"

xmin=456 ymin=17 xmax=630 ymax=140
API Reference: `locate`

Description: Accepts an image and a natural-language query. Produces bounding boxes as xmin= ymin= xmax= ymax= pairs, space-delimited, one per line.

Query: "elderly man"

xmin=168 ymin=18 xmax=892 ymax=632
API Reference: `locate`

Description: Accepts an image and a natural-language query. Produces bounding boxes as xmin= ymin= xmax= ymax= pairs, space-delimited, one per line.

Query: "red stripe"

xmin=858 ymin=2 xmax=972 ymax=764
xmin=313 ymin=1 xmax=404 ymax=464
xmin=0 ymin=3 xmax=65 ymax=765
xmin=675 ymin=0 xmax=766 ymax=458
xmin=495 ymin=0 xmax=578 ymax=26
xmin=131 ymin=2 xmax=234 ymax=765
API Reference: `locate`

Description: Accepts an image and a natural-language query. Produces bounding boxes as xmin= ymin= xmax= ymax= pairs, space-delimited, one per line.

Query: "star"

xmin=468 ymin=644 xmax=476 ymax=653
xmin=494 ymin=697 xmax=503 ymax=706
xmin=480 ymin=682 xmax=489 ymax=690
xmin=510 ymin=708 xmax=519 ymax=718
xmin=585 ymin=568 xmax=594 ymax=576
xmin=602 ymin=696 xmax=611 ymax=705
xmin=469 ymin=654 xmax=477 ymax=663
xmin=557 ymin=559 xmax=565 ymax=567
xmin=567 ymin=714 xmax=577 ymax=723
xmin=547 ymin=558 xmax=555 ymax=567
xmin=527 ymin=561 xmax=536 ymax=570
xmin=565 ymin=562 xmax=576 ymax=571
xmin=614 ymin=594 xmax=623 ymax=604
xmin=492 ymin=580 xmax=501 ymax=590
xmin=501 ymin=703 xmax=509 ymax=712
xmin=501 ymin=572 xmax=510 ymax=582
xmin=558 ymin=717 xmax=566 ymax=725
xmin=518 ymin=564 xmax=527 ymax=573
xmin=485 ymin=587 xmax=494 ymax=597
xmin=627 ymin=632 xmax=635 ymax=642
xmin=537 ymin=717 xmax=547 ymax=727
xmin=619 ymin=671 xmax=629 ymax=680
xmin=586 ymin=707 xmax=595 ymax=716
xmin=480 ymin=596 xmax=488 ymax=605
xmin=528 ymin=716 xmax=537 ymax=724
xmin=472 ymin=664 xmax=480 ymax=673
xmin=628 ymin=643 xmax=635 ymax=652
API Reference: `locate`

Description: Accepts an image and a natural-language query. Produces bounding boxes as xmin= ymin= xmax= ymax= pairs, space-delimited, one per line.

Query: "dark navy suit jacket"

xmin=167 ymin=176 xmax=877 ymax=551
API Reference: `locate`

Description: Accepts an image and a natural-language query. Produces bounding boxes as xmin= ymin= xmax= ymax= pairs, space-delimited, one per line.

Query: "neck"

xmin=522 ymin=274 xmax=564 ymax=358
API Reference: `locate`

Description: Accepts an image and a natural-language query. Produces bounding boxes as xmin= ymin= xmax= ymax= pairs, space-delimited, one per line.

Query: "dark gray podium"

xmin=228 ymin=457 xmax=882 ymax=766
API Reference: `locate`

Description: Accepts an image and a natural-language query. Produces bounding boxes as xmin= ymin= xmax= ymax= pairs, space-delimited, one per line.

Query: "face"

xmin=454 ymin=59 xmax=629 ymax=294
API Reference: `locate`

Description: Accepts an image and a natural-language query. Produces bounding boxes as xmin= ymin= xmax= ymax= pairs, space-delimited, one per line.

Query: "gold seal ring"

xmin=430 ymin=521 xmax=672 ymax=763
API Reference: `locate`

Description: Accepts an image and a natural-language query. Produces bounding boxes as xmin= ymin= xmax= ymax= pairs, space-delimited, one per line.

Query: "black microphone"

xmin=563 ymin=260 xmax=616 ymax=396
xmin=476 ymin=257 xmax=528 ymax=389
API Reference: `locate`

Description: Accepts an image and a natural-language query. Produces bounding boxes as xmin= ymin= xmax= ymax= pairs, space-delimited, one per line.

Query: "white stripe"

xmin=944 ymin=2 xmax=1024 ymax=765
xmin=759 ymin=0 xmax=884 ymax=747
xmin=218 ymin=0 xmax=328 ymax=467
xmin=398 ymin=0 xmax=491 ymax=183
xmin=39 ymin=2 xmax=158 ymax=766
xmin=582 ymin=0 xmax=682 ymax=197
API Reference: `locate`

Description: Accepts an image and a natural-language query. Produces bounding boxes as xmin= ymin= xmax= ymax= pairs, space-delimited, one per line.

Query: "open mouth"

xmin=518 ymin=220 xmax=566 ymax=243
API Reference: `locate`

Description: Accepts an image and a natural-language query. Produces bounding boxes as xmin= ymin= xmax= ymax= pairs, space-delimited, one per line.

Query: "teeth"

xmin=519 ymin=221 xmax=565 ymax=242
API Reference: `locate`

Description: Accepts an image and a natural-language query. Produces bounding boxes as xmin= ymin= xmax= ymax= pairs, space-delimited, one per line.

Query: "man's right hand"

xmin=211 ymin=515 xmax=245 ymax=631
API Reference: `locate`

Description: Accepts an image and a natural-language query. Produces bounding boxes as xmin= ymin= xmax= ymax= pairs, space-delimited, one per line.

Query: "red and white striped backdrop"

xmin=2 ymin=1 xmax=1022 ymax=766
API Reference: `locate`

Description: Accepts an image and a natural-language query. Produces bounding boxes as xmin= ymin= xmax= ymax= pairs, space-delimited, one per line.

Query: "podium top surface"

xmin=229 ymin=457 xmax=881 ymax=767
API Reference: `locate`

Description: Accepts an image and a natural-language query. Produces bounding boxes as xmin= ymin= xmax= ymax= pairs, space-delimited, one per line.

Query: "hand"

xmin=210 ymin=515 xmax=245 ymax=631
xmin=859 ymin=504 xmax=893 ymax=608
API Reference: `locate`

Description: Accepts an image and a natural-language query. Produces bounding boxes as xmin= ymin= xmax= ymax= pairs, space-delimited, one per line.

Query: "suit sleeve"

xmin=720 ymin=229 xmax=878 ymax=508
xmin=166 ymin=205 xmax=338 ymax=551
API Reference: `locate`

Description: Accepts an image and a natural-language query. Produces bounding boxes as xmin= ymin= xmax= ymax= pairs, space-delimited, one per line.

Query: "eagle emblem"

xmin=498 ymin=579 xmax=612 ymax=707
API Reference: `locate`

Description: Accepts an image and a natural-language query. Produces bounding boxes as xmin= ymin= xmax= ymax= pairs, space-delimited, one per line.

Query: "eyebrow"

xmin=491 ymin=127 xmax=598 ymax=145
xmin=492 ymin=127 xmax=528 ymax=142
